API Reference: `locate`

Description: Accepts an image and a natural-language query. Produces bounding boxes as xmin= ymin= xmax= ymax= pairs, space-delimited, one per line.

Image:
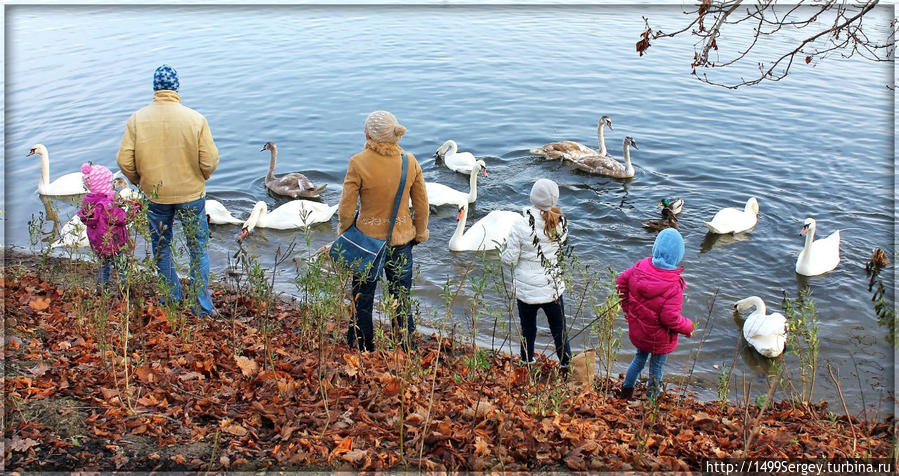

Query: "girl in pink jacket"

xmin=616 ymin=228 xmax=694 ymax=400
xmin=77 ymin=163 xmax=136 ymax=287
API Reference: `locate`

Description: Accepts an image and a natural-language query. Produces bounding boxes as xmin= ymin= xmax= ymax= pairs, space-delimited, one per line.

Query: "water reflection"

xmin=699 ymin=230 xmax=754 ymax=253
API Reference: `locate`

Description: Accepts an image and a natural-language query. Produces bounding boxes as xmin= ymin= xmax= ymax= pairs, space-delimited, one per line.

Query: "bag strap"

xmin=385 ymin=153 xmax=409 ymax=246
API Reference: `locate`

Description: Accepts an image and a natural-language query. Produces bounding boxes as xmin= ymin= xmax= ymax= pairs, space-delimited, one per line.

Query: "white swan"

xmin=704 ymin=197 xmax=760 ymax=234
xmin=795 ymin=217 xmax=841 ymax=276
xmin=530 ymin=115 xmax=614 ymax=161
xmin=426 ymin=160 xmax=487 ymax=208
xmin=569 ymin=136 xmax=638 ymax=178
xmin=27 ymin=144 xmax=87 ymax=196
xmin=51 ymin=215 xmax=89 ymax=249
xmin=239 ymin=199 xmax=338 ymax=240
xmin=435 ymin=140 xmax=483 ymax=175
xmin=448 ymin=203 xmax=521 ymax=252
xmin=205 ymin=199 xmax=244 ymax=225
xmin=734 ymin=296 xmax=787 ymax=358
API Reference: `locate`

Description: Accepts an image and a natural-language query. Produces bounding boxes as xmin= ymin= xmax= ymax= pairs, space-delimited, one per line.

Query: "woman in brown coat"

xmin=337 ymin=111 xmax=430 ymax=352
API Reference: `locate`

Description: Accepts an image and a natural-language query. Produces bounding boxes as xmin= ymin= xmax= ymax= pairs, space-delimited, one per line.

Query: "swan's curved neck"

xmin=597 ymin=123 xmax=607 ymax=156
xmin=446 ymin=141 xmax=458 ymax=156
xmin=266 ymin=146 xmax=278 ymax=182
xmin=467 ymin=166 xmax=479 ymax=202
xmin=748 ymin=296 xmax=766 ymax=315
xmin=622 ymin=143 xmax=634 ymax=176
xmin=245 ymin=202 xmax=268 ymax=232
xmin=38 ymin=150 xmax=50 ymax=188
xmin=802 ymin=224 xmax=816 ymax=251
xmin=450 ymin=205 xmax=468 ymax=249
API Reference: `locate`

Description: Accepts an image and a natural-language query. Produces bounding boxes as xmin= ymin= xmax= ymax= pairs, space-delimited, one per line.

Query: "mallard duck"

xmin=448 ymin=203 xmax=520 ymax=252
xmin=27 ymin=144 xmax=88 ymax=196
xmin=530 ymin=115 xmax=614 ymax=161
xmin=704 ymin=197 xmax=760 ymax=234
xmin=734 ymin=296 xmax=787 ymax=358
xmin=262 ymin=142 xmax=327 ymax=199
xmin=569 ymin=136 xmax=638 ymax=178
xmin=795 ymin=217 xmax=841 ymax=276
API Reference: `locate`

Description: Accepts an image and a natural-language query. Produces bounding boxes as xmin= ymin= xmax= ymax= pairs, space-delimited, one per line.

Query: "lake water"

xmin=4 ymin=5 xmax=895 ymax=413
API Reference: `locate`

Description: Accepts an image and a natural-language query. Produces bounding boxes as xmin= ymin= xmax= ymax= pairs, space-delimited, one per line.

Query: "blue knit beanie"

xmin=153 ymin=65 xmax=179 ymax=91
xmin=651 ymin=228 xmax=685 ymax=270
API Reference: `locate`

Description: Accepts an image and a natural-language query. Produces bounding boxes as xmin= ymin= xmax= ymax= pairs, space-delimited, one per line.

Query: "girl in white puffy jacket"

xmin=501 ymin=178 xmax=572 ymax=367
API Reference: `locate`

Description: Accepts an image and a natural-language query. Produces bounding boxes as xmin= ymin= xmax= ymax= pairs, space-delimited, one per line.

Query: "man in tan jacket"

xmin=116 ymin=65 xmax=219 ymax=316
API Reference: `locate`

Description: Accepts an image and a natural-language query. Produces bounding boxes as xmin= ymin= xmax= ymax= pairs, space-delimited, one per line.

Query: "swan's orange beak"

xmin=800 ymin=225 xmax=808 ymax=236
xmin=238 ymin=228 xmax=248 ymax=242
xmin=26 ymin=150 xmax=35 ymax=157
xmin=456 ymin=208 xmax=464 ymax=220
xmin=481 ymin=167 xmax=488 ymax=177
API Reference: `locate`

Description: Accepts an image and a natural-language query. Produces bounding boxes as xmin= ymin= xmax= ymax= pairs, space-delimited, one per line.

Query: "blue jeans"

xmin=348 ymin=243 xmax=414 ymax=352
xmin=623 ymin=349 xmax=669 ymax=399
xmin=98 ymin=254 xmax=127 ymax=287
xmin=146 ymin=197 xmax=213 ymax=316
xmin=517 ymin=296 xmax=572 ymax=367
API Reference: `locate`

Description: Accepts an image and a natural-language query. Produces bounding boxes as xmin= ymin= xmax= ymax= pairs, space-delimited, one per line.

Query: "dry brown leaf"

xmin=28 ymin=296 xmax=51 ymax=311
xmin=474 ymin=436 xmax=490 ymax=457
xmin=29 ymin=362 xmax=50 ymax=377
xmin=341 ymin=448 xmax=367 ymax=463
xmin=234 ymin=355 xmax=258 ymax=377
xmin=7 ymin=436 xmax=39 ymax=452
xmin=220 ymin=419 xmax=248 ymax=437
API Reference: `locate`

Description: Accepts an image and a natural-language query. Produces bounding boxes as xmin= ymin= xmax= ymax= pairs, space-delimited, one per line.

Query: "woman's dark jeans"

xmin=517 ymin=295 xmax=572 ymax=367
xmin=348 ymin=242 xmax=415 ymax=352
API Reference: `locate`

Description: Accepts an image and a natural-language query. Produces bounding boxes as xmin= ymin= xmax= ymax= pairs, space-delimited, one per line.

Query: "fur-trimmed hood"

xmin=364 ymin=140 xmax=405 ymax=157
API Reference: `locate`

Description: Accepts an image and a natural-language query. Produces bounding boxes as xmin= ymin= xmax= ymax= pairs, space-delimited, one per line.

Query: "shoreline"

xmin=3 ymin=249 xmax=894 ymax=472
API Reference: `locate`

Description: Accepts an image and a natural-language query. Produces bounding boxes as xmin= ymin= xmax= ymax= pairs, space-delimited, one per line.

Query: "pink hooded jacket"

xmin=616 ymin=257 xmax=694 ymax=354
xmin=77 ymin=163 xmax=134 ymax=258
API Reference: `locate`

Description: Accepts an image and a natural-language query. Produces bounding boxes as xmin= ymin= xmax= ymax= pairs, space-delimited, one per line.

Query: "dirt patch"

xmin=6 ymin=397 xmax=91 ymax=443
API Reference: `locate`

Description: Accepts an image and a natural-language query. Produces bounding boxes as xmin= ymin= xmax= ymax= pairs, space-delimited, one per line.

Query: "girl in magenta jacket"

xmin=616 ymin=228 xmax=694 ymax=400
xmin=77 ymin=163 xmax=137 ymax=287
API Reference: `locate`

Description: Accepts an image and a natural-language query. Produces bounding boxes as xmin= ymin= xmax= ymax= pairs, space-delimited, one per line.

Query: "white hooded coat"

xmin=501 ymin=206 xmax=567 ymax=304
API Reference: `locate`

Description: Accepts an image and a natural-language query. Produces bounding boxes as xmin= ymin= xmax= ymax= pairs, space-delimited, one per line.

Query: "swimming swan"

xmin=205 ymin=199 xmax=244 ymax=226
xmin=795 ymin=217 xmax=841 ymax=276
xmin=426 ymin=160 xmax=487 ymax=208
xmin=27 ymin=144 xmax=87 ymax=196
xmin=734 ymin=296 xmax=787 ymax=358
xmin=51 ymin=215 xmax=89 ymax=249
xmin=448 ymin=203 xmax=520 ymax=252
xmin=704 ymin=197 xmax=760 ymax=234
xmin=530 ymin=115 xmax=614 ymax=161
xmin=569 ymin=136 xmax=638 ymax=178
xmin=239 ymin=199 xmax=338 ymax=240
xmin=435 ymin=140 xmax=482 ymax=175
xmin=262 ymin=142 xmax=327 ymax=199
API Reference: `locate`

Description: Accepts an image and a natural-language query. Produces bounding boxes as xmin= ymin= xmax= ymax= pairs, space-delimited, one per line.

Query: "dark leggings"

xmin=517 ymin=296 xmax=572 ymax=366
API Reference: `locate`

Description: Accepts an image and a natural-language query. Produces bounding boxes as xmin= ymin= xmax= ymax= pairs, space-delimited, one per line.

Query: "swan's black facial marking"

xmin=27 ymin=148 xmax=36 ymax=156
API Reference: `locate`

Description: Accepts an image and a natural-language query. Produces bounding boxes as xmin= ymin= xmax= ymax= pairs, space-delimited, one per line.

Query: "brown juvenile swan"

xmin=530 ymin=115 xmax=613 ymax=161
xmin=261 ymin=142 xmax=327 ymax=199
xmin=569 ymin=136 xmax=638 ymax=178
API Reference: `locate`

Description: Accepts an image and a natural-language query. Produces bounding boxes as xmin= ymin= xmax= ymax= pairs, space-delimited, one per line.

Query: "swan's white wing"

xmin=52 ymin=215 xmax=89 ymax=248
xmin=426 ymin=182 xmax=466 ymax=207
xmin=444 ymin=152 xmax=477 ymax=174
xmin=705 ymin=207 xmax=756 ymax=234
xmin=43 ymin=172 xmax=88 ymax=196
xmin=800 ymin=229 xmax=841 ymax=275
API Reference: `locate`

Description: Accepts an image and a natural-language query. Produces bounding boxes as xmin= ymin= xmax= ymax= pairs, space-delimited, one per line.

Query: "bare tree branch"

xmin=639 ymin=0 xmax=894 ymax=89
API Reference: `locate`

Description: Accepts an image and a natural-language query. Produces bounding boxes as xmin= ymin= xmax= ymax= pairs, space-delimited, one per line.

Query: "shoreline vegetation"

xmin=2 ymin=243 xmax=895 ymax=472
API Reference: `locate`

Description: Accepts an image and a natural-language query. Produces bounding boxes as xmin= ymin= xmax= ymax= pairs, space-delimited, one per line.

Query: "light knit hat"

xmin=529 ymin=178 xmax=559 ymax=211
xmin=364 ymin=110 xmax=406 ymax=143
xmin=81 ymin=163 xmax=114 ymax=198
xmin=652 ymin=228 xmax=685 ymax=270
xmin=153 ymin=64 xmax=179 ymax=91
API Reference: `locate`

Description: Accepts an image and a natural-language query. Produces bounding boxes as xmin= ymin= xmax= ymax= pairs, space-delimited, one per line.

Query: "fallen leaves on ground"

xmin=2 ymin=265 xmax=894 ymax=472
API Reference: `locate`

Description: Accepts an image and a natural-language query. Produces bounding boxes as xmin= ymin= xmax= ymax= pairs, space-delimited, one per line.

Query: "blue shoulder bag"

xmin=329 ymin=153 xmax=409 ymax=282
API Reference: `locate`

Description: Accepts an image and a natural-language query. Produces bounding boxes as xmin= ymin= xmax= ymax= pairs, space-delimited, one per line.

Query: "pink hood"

xmin=616 ymin=257 xmax=694 ymax=354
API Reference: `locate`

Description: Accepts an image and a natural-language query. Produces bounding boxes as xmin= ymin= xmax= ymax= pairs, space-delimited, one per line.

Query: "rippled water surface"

xmin=4 ymin=5 xmax=895 ymax=412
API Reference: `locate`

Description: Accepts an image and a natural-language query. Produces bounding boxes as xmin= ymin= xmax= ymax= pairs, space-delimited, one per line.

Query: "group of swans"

xmin=702 ymin=196 xmax=840 ymax=276
xmin=530 ymin=115 xmax=639 ymax=179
